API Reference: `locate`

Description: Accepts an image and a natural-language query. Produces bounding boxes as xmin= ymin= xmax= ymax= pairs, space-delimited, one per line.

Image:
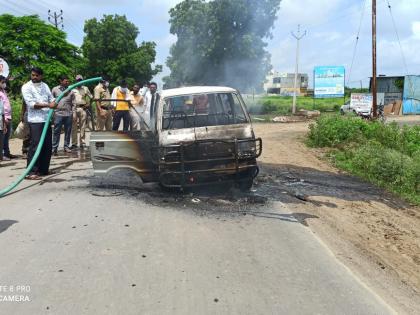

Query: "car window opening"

xmin=162 ymin=92 xmax=248 ymax=130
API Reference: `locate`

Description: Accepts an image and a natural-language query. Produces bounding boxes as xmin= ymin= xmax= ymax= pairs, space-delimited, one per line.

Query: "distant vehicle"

xmin=90 ymin=86 xmax=262 ymax=191
xmin=339 ymin=100 xmax=371 ymax=116
xmin=340 ymin=93 xmax=374 ymax=117
xmin=339 ymin=101 xmax=351 ymax=115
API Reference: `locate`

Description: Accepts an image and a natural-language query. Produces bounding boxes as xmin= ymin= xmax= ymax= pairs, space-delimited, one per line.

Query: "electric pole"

xmin=48 ymin=10 xmax=64 ymax=30
xmin=372 ymin=0 xmax=377 ymax=118
xmin=291 ymin=25 xmax=306 ymax=115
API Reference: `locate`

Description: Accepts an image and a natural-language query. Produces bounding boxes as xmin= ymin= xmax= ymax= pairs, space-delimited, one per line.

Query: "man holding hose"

xmin=21 ymin=67 xmax=56 ymax=180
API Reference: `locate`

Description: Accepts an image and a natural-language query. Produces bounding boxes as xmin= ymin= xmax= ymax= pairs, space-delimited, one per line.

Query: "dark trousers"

xmin=53 ymin=115 xmax=72 ymax=151
xmin=112 ymin=110 xmax=130 ymax=131
xmin=3 ymin=121 xmax=11 ymax=156
xmin=0 ymin=130 xmax=3 ymax=160
xmin=27 ymin=123 xmax=52 ymax=176
xmin=22 ymin=137 xmax=30 ymax=154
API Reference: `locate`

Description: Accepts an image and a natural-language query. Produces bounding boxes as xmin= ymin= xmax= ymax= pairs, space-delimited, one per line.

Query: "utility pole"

xmin=372 ymin=0 xmax=377 ymax=118
xmin=291 ymin=25 xmax=306 ymax=115
xmin=48 ymin=10 xmax=64 ymax=30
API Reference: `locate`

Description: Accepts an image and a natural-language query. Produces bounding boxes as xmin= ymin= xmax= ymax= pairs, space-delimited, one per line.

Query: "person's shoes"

xmin=80 ymin=144 xmax=86 ymax=150
xmin=70 ymin=145 xmax=78 ymax=150
xmin=39 ymin=170 xmax=56 ymax=176
xmin=2 ymin=156 xmax=11 ymax=161
xmin=52 ymin=150 xmax=58 ymax=156
xmin=25 ymin=174 xmax=42 ymax=180
xmin=64 ymin=147 xmax=72 ymax=153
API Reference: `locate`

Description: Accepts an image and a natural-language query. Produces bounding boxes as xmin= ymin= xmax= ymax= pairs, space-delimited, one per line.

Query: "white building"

xmin=263 ymin=71 xmax=308 ymax=95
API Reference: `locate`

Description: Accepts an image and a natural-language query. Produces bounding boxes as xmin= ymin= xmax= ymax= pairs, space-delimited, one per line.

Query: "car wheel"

xmin=238 ymin=178 xmax=254 ymax=192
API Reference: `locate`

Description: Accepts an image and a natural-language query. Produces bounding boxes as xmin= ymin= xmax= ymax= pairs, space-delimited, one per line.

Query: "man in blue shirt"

xmin=52 ymin=75 xmax=74 ymax=154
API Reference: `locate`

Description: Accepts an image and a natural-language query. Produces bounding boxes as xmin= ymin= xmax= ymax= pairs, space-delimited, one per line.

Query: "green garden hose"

xmin=0 ymin=77 xmax=102 ymax=198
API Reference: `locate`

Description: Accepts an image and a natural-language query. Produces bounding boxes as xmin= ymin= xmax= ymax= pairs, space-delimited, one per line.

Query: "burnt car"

xmin=90 ymin=86 xmax=262 ymax=190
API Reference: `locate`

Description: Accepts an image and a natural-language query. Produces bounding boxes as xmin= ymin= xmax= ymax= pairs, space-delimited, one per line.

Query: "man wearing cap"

xmin=72 ymin=74 xmax=93 ymax=149
xmin=94 ymin=78 xmax=112 ymax=131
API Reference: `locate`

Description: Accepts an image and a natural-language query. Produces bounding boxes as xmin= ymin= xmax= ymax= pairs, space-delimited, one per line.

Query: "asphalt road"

xmin=0 ymin=152 xmax=395 ymax=315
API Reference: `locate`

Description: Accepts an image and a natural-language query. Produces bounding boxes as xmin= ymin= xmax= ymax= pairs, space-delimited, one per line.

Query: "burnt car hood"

xmin=159 ymin=123 xmax=254 ymax=146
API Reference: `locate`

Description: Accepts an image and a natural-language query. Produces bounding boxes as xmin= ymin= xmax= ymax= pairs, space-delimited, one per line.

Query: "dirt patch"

xmin=254 ymin=122 xmax=420 ymax=314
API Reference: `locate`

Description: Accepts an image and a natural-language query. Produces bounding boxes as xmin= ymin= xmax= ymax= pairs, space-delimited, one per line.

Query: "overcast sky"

xmin=1 ymin=0 xmax=419 ymax=88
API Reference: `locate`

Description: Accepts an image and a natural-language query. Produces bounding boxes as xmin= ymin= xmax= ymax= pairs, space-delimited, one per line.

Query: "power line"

xmin=384 ymin=0 xmax=416 ymax=100
xmin=1 ymin=2 xmax=29 ymax=16
xmin=384 ymin=0 xmax=409 ymax=75
xmin=305 ymin=8 xmax=361 ymax=30
xmin=347 ymin=0 xmax=368 ymax=86
xmin=35 ymin=0 xmax=83 ymax=29
xmin=5 ymin=0 xmax=83 ymax=36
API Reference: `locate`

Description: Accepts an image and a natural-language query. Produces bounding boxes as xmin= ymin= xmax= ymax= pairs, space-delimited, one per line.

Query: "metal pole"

xmin=372 ymin=0 xmax=377 ymax=118
xmin=48 ymin=10 xmax=64 ymax=29
xmin=313 ymin=69 xmax=316 ymax=110
xmin=291 ymin=25 xmax=306 ymax=115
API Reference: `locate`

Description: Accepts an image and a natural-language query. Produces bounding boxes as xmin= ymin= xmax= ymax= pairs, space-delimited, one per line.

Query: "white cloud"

xmin=412 ymin=21 xmax=420 ymax=39
xmin=2 ymin=0 xmax=420 ymax=88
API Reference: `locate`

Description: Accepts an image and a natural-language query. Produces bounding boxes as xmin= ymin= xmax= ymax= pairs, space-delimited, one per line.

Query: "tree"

xmin=164 ymin=0 xmax=281 ymax=92
xmin=82 ymin=15 xmax=161 ymax=86
xmin=0 ymin=14 xmax=85 ymax=94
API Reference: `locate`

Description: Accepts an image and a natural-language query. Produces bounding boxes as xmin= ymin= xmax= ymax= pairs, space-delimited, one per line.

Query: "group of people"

xmin=0 ymin=67 xmax=160 ymax=180
xmin=94 ymin=79 xmax=159 ymax=133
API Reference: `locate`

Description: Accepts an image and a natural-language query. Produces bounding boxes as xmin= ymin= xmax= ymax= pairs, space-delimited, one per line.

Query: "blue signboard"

xmin=403 ymin=75 xmax=420 ymax=115
xmin=314 ymin=66 xmax=345 ymax=98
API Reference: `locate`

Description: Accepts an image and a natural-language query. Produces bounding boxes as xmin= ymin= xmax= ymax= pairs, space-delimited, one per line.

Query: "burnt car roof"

xmin=161 ymin=86 xmax=237 ymax=98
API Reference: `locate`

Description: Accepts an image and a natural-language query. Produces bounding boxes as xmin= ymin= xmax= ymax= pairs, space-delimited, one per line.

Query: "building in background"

xmin=263 ymin=71 xmax=308 ymax=96
xmin=369 ymin=75 xmax=404 ymax=105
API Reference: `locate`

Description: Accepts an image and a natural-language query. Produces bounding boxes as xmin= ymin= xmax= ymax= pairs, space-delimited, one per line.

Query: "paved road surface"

xmin=0 ymin=153 xmax=394 ymax=314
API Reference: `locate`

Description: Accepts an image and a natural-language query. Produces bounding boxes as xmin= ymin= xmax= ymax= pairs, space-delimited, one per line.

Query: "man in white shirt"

xmin=21 ymin=67 xmax=56 ymax=180
xmin=143 ymin=82 xmax=159 ymax=131
xmin=140 ymin=82 xmax=150 ymax=97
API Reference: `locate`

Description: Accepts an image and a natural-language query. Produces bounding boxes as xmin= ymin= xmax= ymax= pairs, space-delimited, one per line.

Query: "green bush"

xmin=10 ymin=98 xmax=22 ymax=130
xmin=249 ymin=95 xmax=344 ymax=116
xmin=307 ymin=115 xmax=366 ymax=147
xmin=307 ymin=115 xmax=420 ymax=204
xmin=262 ymin=100 xmax=277 ymax=114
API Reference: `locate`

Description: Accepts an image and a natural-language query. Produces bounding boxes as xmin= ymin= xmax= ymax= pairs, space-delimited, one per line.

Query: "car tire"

xmin=238 ymin=178 xmax=253 ymax=191
xmin=237 ymin=167 xmax=258 ymax=192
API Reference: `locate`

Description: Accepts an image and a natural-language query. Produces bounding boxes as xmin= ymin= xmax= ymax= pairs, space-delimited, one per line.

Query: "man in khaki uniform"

xmin=94 ymin=79 xmax=112 ymax=131
xmin=72 ymin=74 xmax=93 ymax=149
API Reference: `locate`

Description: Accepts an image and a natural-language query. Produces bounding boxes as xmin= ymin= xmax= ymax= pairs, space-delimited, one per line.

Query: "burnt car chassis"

xmin=90 ymin=86 xmax=263 ymax=191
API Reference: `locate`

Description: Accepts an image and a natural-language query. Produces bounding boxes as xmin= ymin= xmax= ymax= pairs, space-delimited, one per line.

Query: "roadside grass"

xmin=244 ymin=95 xmax=345 ymax=116
xmin=307 ymin=115 xmax=420 ymax=205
